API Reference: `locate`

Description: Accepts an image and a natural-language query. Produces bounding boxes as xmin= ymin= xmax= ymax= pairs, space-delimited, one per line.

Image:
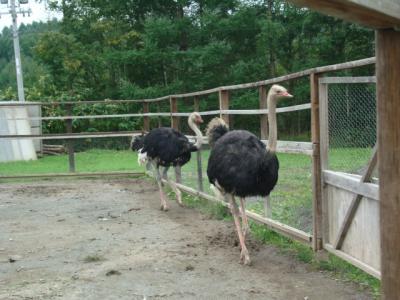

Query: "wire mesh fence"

xmin=327 ymin=81 xmax=377 ymax=176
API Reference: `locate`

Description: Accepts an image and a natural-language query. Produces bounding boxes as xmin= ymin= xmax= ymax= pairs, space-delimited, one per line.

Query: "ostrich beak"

xmin=197 ymin=116 xmax=204 ymax=124
xmin=282 ymin=91 xmax=293 ymax=98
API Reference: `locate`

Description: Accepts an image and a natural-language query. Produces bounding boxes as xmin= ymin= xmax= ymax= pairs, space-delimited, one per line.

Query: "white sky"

xmin=0 ymin=1 xmax=62 ymax=31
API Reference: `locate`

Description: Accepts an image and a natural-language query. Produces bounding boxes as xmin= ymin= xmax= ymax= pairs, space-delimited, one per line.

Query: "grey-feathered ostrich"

xmin=206 ymin=85 xmax=293 ymax=265
xmin=131 ymin=112 xmax=203 ymax=211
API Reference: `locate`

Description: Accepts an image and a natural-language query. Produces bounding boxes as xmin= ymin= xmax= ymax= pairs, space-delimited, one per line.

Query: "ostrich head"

xmin=130 ymin=134 xmax=145 ymax=152
xmin=267 ymin=85 xmax=293 ymax=153
xmin=269 ymin=84 xmax=293 ymax=99
xmin=188 ymin=112 xmax=204 ymax=150
xmin=188 ymin=112 xmax=203 ymax=125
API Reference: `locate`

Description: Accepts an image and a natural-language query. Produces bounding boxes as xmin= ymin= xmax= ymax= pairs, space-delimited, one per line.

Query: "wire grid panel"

xmin=327 ymin=82 xmax=377 ymax=175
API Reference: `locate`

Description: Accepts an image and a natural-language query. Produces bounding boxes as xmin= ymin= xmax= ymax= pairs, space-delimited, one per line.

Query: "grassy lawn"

xmin=0 ymin=147 xmax=374 ymax=234
xmin=0 ymin=149 xmax=140 ymax=174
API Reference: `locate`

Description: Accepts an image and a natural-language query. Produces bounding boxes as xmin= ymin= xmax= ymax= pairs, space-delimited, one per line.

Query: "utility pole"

xmin=0 ymin=0 xmax=31 ymax=102
xmin=11 ymin=0 xmax=25 ymax=102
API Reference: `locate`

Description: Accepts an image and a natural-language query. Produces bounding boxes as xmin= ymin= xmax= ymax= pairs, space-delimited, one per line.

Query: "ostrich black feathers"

xmin=207 ymin=130 xmax=279 ymax=198
xmin=140 ymin=127 xmax=197 ymax=167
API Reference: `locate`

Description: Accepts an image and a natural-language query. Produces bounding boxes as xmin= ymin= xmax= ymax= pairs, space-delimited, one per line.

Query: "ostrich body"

xmin=206 ymin=85 xmax=293 ymax=264
xmin=131 ymin=112 xmax=203 ymax=211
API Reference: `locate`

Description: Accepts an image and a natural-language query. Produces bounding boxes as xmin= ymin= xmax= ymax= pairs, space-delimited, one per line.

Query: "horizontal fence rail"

xmin=0 ymin=131 xmax=143 ymax=140
xmin=0 ymin=171 xmax=145 ymax=180
xmin=148 ymin=171 xmax=313 ymax=245
xmin=0 ymin=104 xmax=312 ymax=122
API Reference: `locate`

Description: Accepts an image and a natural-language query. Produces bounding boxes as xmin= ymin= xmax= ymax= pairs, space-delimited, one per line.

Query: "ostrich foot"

xmin=175 ymin=189 xmax=184 ymax=207
xmin=159 ymin=190 xmax=169 ymax=211
xmin=160 ymin=204 xmax=169 ymax=211
xmin=239 ymin=248 xmax=251 ymax=265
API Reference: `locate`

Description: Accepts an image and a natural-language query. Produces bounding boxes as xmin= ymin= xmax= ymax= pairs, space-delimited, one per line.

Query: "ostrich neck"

xmin=188 ymin=119 xmax=203 ymax=149
xmin=267 ymin=93 xmax=278 ymax=153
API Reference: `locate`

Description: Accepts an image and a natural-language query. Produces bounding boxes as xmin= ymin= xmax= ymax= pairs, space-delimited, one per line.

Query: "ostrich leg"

xmin=162 ymin=167 xmax=183 ymax=206
xmin=228 ymin=194 xmax=250 ymax=265
xmin=153 ymin=162 xmax=169 ymax=211
xmin=239 ymin=197 xmax=250 ymax=238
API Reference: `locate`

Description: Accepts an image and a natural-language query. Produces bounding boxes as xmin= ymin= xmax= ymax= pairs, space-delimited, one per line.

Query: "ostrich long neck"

xmin=188 ymin=118 xmax=203 ymax=149
xmin=267 ymin=91 xmax=278 ymax=153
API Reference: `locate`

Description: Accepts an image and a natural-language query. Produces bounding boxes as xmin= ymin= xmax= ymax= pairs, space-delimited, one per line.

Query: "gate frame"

xmin=318 ymin=76 xmax=380 ymax=278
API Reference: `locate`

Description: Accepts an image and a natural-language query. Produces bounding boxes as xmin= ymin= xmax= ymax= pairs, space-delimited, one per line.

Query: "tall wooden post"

xmin=65 ymin=104 xmax=75 ymax=173
xmin=319 ymin=82 xmax=330 ymax=244
xmin=376 ymin=29 xmax=400 ymax=299
xmin=170 ymin=96 xmax=179 ymax=130
xmin=311 ymin=72 xmax=323 ymax=251
xmin=143 ymin=102 xmax=150 ymax=132
xmin=259 ymin=85 xmax=268 ymax=140
xmin=219 ymin=90 xmax=230 ymax=126
xmin=194 ymin=96 xmax=204 ymax=191
xmin=170 ymin=96 xmax=181 ymax=183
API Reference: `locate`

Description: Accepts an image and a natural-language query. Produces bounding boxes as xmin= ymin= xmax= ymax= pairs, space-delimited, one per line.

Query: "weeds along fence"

xmin=0 ymin=57 xmax=379 ymax=277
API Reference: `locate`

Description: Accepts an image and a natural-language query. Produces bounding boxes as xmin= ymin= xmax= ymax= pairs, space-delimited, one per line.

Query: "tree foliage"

xmin=0 ymin=0 xmax=374 ymax=137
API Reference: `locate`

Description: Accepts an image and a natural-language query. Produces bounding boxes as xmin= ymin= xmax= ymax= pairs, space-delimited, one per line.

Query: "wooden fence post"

xmin=194 ymin=96 xmax=204 ymax=192
xmin=170 ymin=96 xmax=181 ymax=183
xmin=143 ymin=102 xmax=150 ymax=132
xmin=311 ymin=72 xmax=323 ymax=251
xmin=219 ymin=90 xmax=230 ymax=126
xmin=376 ymin=29 xmax=400 ymax=299
xmin=319 ymin=81 xmax=329 ymax=246
xmin=65 ymin=104 xmax=75 ymax=173
xmin=170 ymin=96 xmax=179 ymax=130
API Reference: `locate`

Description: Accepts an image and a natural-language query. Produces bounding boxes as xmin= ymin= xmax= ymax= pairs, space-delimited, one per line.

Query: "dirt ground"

xmin=0 ymin=178 xmax=372 ymax=300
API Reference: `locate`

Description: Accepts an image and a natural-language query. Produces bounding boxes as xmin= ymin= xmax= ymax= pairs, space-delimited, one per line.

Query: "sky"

xmin=0 ymin=1 xmax=62 ymax=31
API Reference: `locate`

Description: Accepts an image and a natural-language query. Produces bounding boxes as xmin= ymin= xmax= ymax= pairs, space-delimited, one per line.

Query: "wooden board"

xmin=288 ymin=0 xmax=400 ymax=29
xmin=326 ymin=184 xmax=380 ymax=272
xmin=323 ymin=170 xmax=379 ymax=201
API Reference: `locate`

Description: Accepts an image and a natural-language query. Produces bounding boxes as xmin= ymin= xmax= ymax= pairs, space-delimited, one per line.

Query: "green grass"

xmin=0 ymin=149 xmax=140 ymax=175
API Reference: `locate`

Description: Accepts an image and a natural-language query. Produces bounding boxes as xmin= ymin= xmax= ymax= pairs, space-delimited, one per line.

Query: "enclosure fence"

xmin=0 ymin=57 xmax=380 ymax=278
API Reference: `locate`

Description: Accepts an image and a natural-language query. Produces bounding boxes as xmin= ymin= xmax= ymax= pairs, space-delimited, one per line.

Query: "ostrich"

xmin=131 ymin=112 xmax=203 ymax=211
xmin=206 ymin=85 xmax=293 ymax=265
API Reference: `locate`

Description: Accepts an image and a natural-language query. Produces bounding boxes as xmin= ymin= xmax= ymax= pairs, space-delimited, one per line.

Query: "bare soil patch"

xmin=0 ymin=178 xmax=372 ymax=299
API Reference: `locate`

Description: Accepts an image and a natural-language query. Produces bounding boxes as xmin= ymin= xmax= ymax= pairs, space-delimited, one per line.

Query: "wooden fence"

xmin=0 ymin=57 xmax=379 ymax=277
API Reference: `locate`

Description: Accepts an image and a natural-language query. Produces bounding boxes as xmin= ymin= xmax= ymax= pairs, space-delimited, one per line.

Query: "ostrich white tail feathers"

xmin=206 ymin=117 xmax=229 ymax=148
xmin=138 ymin=149 xmax=148 ymax=166
xmin=210 ymin=183 xmax=226 ymax=202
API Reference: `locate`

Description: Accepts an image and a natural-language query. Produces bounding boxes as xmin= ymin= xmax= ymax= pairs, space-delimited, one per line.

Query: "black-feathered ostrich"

xmin=206 ymin=85 xmax=293 ymax=265
xmin=131 ymin=112 xmax=203 ymax=211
